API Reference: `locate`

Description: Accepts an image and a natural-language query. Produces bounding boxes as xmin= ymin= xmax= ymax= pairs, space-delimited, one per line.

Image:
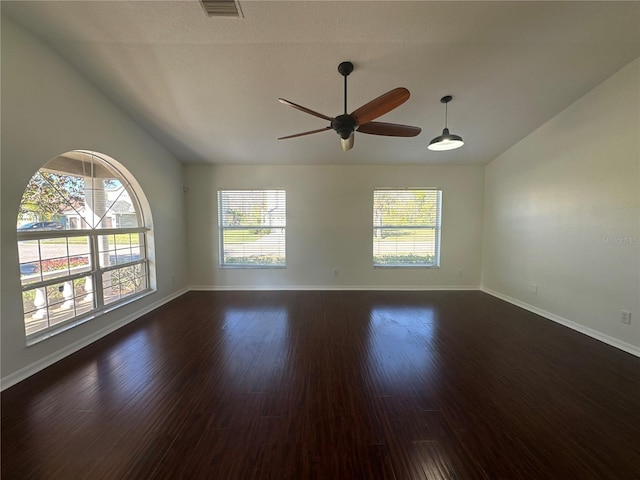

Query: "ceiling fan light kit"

xmin=278 ymin=61 xmax=421 ymax=152
xmin=428 ymin=95 xmax=464 ymax=151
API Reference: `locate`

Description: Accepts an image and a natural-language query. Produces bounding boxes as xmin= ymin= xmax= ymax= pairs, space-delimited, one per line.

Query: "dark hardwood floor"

xmin=2 ymin=290 xmax=639 ymax=479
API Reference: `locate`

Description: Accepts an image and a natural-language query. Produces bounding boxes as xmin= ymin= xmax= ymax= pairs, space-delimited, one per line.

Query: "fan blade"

xmin=278 ymin=98 xmax=334 ymax=122
xmin=350 ymin=87 xmax=410 ymax=125
xmin=340 ymin=133 xmax=354 ymax=152
xmin=357 ymin=122 xmax=421 ymax=137
xmin=278 ymin=126 xmax=332 ymax=140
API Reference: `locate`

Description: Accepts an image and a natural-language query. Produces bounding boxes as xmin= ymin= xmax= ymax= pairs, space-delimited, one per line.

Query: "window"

xmin=373 ymin=188 xmax=442 ymax=267
xmin=218 ymin=190 xmax=286 ymax=267
xmin=17 ymin=151 xmax=151 ymax=340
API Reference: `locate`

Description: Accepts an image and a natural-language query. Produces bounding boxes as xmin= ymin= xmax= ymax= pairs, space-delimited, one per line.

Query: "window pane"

xmin=23 ymin=288 xmax=48 ymax=336
xmin=218 ymin=190 xmax=286 ymax=267
xmin=69 ymin=254 xmax=92 ymax=275
xmin=18 ymin=239 xmax=42 ymax=285
xmin=133 ymin=233 xmax=146 ymax=261
xmin=373 ymin=228 xmax=437 ymax=266
xmin=39 ymin=238 xmax=71 ymax=280
xmin=114 ymin=233 xmax=134 ymax=263
xmin=219 ymin=190 xmax=286 ymax=228
xmin=18 ymin=170 xmax=87 ymax=230
xmin=222 ymin=228 xmax=286 ymax=266
xmin=22 ymin=289 xmax=42 ymax=323
xmin=103 ymin=263 xmax=147 ymax=305
xmin=98 ymin=233 xmax=142 ymax=267
xmin=18 ymin=236 xmax=91 ymax=285
xmin=373 ymin=189 xmax=442 ymax=267
xmin=98 ymin=234 xmax=114 ymax=268
xmin=102 ymin=180 xmax=142 ymax=228
xmin=22 ymin=276 xmax=94 ymax=336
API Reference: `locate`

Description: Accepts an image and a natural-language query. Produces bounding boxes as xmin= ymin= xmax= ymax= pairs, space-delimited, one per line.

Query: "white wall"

xmin=1 ymin=16 xmax=189 ymax=384
xmin=482 ymin=58 xmax=640 ymax=352
xmin=186 ymin=164 xmax=484 ymax=289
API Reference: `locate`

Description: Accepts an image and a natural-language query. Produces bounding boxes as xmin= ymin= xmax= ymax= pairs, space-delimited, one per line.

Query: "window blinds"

xmin=373 ymin=189 xmax=442 ymax=267
xmin=218 ymin=190 xmax=286 ymax=267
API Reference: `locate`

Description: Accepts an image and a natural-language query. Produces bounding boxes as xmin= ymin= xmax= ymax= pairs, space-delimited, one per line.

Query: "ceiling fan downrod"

xmin=332 ymin=61 xmax=356 ymax=140
xmin=338 ymin=61 xmax=353 ymax=114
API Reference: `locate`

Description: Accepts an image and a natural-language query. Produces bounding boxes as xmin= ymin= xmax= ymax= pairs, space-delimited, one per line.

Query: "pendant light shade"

xmin=428 ymin=95 xmax=464 ymax=151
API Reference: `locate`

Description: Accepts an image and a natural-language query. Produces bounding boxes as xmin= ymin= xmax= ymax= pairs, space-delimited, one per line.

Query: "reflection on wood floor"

xmin=2 ymin=290 xmax=639 ymax=479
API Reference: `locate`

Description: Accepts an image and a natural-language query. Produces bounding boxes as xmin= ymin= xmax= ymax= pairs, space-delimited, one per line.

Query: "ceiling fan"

xmin=278 ymin=61 xmax=421 ymax=152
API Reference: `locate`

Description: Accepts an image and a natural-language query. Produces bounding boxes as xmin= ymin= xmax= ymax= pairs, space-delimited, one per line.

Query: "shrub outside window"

xmin=373 ymin=188 xmax=442 ymax=267
xmin=17 ymin=151 xmax=151 ymax=340
xmin=218 ymin=190 xmax=286 ymax=267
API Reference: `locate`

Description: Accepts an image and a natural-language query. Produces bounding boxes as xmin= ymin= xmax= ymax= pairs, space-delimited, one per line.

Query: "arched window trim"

xmin=17 ymin=150 xmax=154 ymax=344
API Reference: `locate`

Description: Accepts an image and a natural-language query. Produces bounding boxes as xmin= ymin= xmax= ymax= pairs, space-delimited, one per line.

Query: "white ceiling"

xmin=3 ymin=1 xmax=639 ymax=165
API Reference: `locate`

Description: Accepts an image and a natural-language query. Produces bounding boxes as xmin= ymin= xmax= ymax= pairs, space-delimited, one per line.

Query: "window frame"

xmin=217 ymin=189 xmax=287 ymax=268
xmin=17 ymin=151 xmax=153 ymax=344
xmin=373 ymin=187 xmax=442 ymax=268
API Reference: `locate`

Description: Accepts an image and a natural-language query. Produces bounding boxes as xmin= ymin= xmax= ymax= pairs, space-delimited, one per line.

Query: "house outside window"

xmin=17 ymin=151 xmax=152 ymax=342
xmin=218 ymin=189 xmax=286 ymax=267
xmin=373 ymin=188 xmax=442 ymax=267
xmin=60 ymin=183 xmax=139 ymax=229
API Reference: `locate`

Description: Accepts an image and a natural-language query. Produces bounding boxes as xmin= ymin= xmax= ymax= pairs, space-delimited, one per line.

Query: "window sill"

xmin=26 ymin=289 xmax=155 ymax=346
xmin=373 ymin=265 xmax=441 ymax=269
xmin=219 ymin=265 xmax=287 ymax=269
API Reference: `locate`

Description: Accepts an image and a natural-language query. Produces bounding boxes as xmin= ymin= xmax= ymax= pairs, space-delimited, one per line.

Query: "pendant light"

xmin=428 ymin=95 xmax=464 ymax=151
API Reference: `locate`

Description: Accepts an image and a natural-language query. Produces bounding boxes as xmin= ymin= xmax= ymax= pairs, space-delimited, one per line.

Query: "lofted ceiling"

xmin=3 ymin=1 xmax=639 ymax=165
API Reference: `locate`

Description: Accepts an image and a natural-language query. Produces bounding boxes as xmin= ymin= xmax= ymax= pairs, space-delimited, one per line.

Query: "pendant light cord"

xmin=444 ymin=102 xmax=448 ymax=129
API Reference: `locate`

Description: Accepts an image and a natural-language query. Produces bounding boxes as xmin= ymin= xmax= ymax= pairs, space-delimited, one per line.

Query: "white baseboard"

xmin=189 ymin=285 xmax=481 ymax=291
xmin=0 ymin=287 xmax=189 ymax=391
xmin=481 ymin=287 xmax=640 ymax=358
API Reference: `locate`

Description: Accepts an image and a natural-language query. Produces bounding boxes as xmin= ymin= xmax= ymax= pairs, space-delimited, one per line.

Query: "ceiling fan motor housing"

xmin=331 ymin=114 xmax=356 ymax=139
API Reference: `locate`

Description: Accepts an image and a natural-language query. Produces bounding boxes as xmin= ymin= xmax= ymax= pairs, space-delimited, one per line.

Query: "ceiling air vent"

xmin=200 ymin=0 xmax=243 ymax=18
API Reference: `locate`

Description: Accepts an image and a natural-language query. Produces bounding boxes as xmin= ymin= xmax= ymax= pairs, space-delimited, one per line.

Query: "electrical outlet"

xmin=458 ymin=270 xmax=463 ymax=277
xmin=333 ymin=268 xmax=339 ymax=277
xmin=621 ymin=310 xmax=631 ymax=324
xmin=530 ymin=284 xmax=538 ymax=294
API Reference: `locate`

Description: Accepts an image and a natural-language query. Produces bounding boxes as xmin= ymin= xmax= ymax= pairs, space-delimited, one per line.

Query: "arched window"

xmin=17 ymin=151 xmax=153 ymax=341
